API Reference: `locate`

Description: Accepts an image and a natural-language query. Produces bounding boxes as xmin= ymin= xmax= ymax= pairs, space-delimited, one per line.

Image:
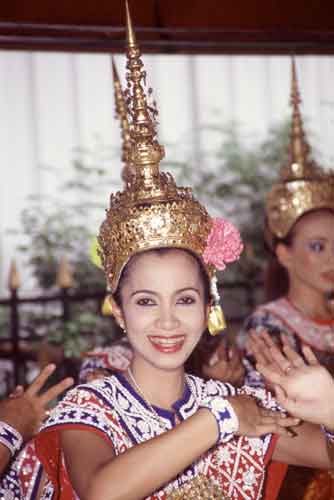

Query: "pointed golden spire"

xmin=8 ymin=260 xmax=21 ymax=291
xmin=56 ymin=257 xmax=73 ymax=289
xmin=125 ymin=0 xmax=136 ymax=48
xmin=124 ymin=0 xmax=167 ymax=198
xmin=281 ymin=58 xmax=320 ymax=181
xmin=111 ymin=56 xmax=133 ymax=184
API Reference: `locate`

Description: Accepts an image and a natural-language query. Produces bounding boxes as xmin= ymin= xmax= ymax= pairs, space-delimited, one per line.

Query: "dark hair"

xmin=264 ymin=208 xmax=334 ymax=301
xmin=264 ymin=223 xmax=293 ymax=301
xmin=113 ymin=247 xmax=211 ymax=307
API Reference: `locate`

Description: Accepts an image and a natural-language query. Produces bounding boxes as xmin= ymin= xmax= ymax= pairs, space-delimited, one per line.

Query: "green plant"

xmin=13 ymin=141 xmax=118 ymax=291
xmin=165 ymin=120 xmax=291 ymax=284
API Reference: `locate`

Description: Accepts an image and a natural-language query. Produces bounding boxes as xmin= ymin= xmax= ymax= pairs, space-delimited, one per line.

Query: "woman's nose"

xmin=155 ymin=306 xmax=180 ymax=330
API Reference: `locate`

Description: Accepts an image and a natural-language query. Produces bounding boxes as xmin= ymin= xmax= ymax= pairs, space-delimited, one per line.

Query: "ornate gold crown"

xmin=266 ymin=59 xmax=334 ymax=241
xmin=98 ymin=3 xmax=213 ymax=292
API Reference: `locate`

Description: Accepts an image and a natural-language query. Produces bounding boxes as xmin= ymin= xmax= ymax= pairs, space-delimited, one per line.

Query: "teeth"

xmin=150 ymin=337 xmax=184 ymax=346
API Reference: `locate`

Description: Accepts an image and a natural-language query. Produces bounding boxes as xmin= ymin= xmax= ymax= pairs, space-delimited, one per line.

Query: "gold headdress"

xmin=97 ymin=1 xmax=243 ymax=333
xmin=266 ymin=59 xmax=334 ymax=241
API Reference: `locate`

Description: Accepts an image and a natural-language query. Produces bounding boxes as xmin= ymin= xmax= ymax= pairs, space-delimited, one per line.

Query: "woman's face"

xmin=277 ymin=210 xmax=334 ymax=295
xmin=112 ymin=249 xmax=209 ymax=373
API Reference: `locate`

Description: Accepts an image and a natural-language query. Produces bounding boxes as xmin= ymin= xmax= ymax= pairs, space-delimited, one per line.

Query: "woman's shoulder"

xmin=41 ymin=375 xmax=121 ymax=432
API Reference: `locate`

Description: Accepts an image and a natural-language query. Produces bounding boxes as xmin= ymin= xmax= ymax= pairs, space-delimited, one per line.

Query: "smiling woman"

xmin=30 ymin=4 xmax=334 ymax=500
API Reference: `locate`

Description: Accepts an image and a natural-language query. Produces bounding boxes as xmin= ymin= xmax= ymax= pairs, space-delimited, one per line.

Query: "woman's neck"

xmin=287 ymin=284 xmax=333 ymax=321
xmin=128 ymin=359 xmax=186 ymax=410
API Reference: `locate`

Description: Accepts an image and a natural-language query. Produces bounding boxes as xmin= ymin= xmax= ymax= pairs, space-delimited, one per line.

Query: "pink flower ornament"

xmin=203 ymin=217 xmax=244 ymax=270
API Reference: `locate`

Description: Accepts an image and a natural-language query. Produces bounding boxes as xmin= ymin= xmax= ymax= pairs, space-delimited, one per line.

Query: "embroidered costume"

xmin=36 ymin=374 xmax=277 ymax=499
xmin=0 ymin=441 xmax=43 ymax=500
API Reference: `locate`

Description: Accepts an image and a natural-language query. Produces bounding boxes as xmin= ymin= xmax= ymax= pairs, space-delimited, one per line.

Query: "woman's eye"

xmin=136 ymin=298 xmax=155 ymax=306
xmin=177 ymin=296 xmax=196 ymax=305
xmin=309 ymin=241 xmax=325 ymax=252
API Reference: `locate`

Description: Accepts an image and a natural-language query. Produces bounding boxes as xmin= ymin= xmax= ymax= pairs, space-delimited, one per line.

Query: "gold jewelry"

xmin=167 ymin=473 xmax=228 ymax=499
xmin=208 ymin=273 xmax=226 ymax=335
xmin=101 ymin=295 xmax=113 ymax=316
xmin=266 ymin=58 xmax=334 ymax=244
xmin=284 ymin=364 xmax=293 ymax=374
xmin=208 ymin=305 xmax=226 ymax=336
xmin=127 ymin=367 xmax=169 ymax=430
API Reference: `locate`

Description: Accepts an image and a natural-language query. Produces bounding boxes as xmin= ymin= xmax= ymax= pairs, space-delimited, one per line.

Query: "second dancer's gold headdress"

xmin=266 ymin=60 xmax=334 ymax=242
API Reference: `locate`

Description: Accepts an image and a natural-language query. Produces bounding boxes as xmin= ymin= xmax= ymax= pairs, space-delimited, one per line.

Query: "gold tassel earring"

xmin=208 ymin=274 xmax=226 ymax=335
xmin=101 ymin=295 xmax=113 ymax=316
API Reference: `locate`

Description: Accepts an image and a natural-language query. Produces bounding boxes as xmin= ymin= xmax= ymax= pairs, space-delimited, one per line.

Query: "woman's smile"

xmin=148 ymin=335 xmax=186 ymax=353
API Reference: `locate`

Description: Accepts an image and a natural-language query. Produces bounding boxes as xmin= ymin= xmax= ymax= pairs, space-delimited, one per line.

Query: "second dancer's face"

xmin=278 ymin=210 xmax=334 ymax=295
xmin=112 ymin=249 xmax=209 ymax=373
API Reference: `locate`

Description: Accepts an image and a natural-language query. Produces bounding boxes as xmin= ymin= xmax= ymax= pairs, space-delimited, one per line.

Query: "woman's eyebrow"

xmin=130 ymin=287 xmax=201 ymax=298
xmin=175 ymin=287 xmax=201 ymax=295
xmin=130 ymin=289 xmax=157 ymax=297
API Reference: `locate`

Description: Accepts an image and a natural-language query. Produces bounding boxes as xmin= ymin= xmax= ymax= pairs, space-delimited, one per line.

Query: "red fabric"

xmin=263 ymin=461 xmax=288 ymax=500
xmin=35 ymin=425 xmax=111 ymax=500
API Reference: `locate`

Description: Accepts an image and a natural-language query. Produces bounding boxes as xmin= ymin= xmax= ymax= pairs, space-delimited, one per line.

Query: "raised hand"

xmin=0 ymin=364 xmax=73 ymax=442
xmin=257 ymin=342 xmax=334 ymax=429
xmin=202 ymin=342 xmax=245 ymax=386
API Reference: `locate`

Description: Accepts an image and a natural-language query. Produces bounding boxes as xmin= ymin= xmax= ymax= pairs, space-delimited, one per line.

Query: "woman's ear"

xmin=109 ymin=296 xmax=126 ymax=330
xmin=276 ymin=243 xmax=292 ymax=271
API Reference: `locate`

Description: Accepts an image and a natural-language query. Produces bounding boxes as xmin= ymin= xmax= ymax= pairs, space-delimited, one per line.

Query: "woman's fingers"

xmin=255 ymin=409 xmax=299 ymax=437
xmin=302 ymin=345 xmax=319 ymax=366
xmin=39 ymin=377 xmax=74 ymax=407
xmin=9 ymin=385 xmax=24 ymax=398
xmin=25 ymin=364 xmax=56 ymax=397
xmin=256 ymin=363 xmax=284 ymax=386
xmin=247 ymin=331 xmax=271 ymax=365
xmin=282 ymin=344 xmax=305 ymax=369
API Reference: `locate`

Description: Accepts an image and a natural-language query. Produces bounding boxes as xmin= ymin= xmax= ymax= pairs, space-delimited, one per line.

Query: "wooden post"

xmin=56 ymin=257 xmax=73 ymax=322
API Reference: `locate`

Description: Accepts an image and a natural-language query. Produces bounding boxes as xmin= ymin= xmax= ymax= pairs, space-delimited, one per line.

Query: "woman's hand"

xmin=228 ymin=394 xmax=299 ymax=438
xmin=0 ymin=364 xmax=73 ymax=441
xmin=257 ymin=341 xmax=334 ymax=429
xmin=202 ymin=342 xmax=245 ymax=386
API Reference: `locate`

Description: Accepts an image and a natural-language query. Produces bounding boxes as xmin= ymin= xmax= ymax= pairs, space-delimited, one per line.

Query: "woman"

xmin=238 ymin=60 xmax=334 ymax=384
xmin=35 ymin=8 xmax=333 ymax=500
xmin=238 ymin=61 xmax=334 ymax=499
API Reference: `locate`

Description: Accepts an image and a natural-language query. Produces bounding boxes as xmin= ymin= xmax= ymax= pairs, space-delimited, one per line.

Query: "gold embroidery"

xmin=167 ymin=473 xmax=230 ymax=499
